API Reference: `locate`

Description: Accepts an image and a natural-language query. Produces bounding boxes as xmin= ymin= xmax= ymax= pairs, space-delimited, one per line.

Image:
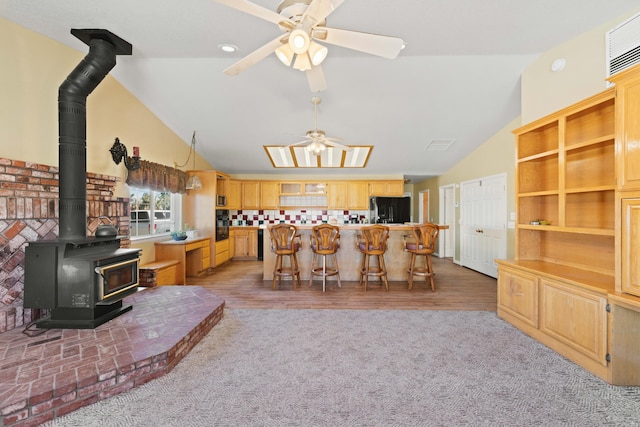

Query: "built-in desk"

xmin=155 ymin=237 xmax=211 ymax=285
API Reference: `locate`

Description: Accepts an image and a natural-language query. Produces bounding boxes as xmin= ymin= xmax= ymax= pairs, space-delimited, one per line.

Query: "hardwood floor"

xmin=189 ymin=257 xmax=497 ymax=311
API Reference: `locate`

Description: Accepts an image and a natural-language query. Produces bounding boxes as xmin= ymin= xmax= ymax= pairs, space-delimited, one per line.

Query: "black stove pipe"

xmin=58 ymin=29 xmax=132 ymax=240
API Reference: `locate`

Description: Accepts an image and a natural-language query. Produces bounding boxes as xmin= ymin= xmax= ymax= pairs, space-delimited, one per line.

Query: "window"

xmin=130 ymin=187 xmax=181 ymax=239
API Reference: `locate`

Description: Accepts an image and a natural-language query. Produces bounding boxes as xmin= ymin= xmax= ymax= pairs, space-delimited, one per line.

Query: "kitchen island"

xmin=262 ymin=224 xmax=446 ymax=283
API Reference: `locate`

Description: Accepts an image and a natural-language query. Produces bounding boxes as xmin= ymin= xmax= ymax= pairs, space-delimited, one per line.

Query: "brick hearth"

xmin=0 ymin=286 xmax=225 ymax=427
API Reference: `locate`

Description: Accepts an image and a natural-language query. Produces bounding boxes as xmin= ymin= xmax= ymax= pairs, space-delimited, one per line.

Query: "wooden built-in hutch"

xmin=497 ymin=63 xmax=640 ymax=385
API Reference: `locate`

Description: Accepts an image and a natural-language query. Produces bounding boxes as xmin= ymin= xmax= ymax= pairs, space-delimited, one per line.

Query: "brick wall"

xmin=0 ymin=158 xmax=130 ymax=334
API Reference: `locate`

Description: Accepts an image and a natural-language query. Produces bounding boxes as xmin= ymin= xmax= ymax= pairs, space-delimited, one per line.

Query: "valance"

xmin=126 ymin=159 xmax=189 ymax=194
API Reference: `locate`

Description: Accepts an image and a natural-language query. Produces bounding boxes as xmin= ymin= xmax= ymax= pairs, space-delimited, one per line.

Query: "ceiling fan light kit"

xmin=308 ymin=41 xmax=328 ymax=65
xmin=214 ymin=0 xmax=404 ymax=91
xmin=275 ymin=44 xmax=294 ymax=66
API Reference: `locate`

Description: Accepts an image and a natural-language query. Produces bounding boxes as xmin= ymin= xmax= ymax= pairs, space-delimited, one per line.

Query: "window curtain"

xmin=125 ymin=159 xmax=189 ymax=194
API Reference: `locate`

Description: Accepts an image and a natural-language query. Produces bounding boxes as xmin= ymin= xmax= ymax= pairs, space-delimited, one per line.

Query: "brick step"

xmin=139 ymin=260 xmax=180 ymax=287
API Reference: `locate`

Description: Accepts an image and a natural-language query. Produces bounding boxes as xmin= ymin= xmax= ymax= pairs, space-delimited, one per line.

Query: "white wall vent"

xmin=607 ymin=11 xmax=640 ymax=77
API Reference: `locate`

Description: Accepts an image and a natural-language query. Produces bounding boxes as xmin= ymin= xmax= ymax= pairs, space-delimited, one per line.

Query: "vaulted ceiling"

xmin=2 ymin=0 xmax=639 ymax=182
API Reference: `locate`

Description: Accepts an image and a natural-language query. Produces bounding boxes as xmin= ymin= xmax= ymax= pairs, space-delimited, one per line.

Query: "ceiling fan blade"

xmin=224 ymin=34 xmax=286 ymax=76
xmin=301 ymin=0 xmax=344 ymax=28
xmin=306 ymin=65 xmax=327 ymax=92
xmin=214 ymin=0 xmax=293 ymax=27
xmin=323 ymin=136 xmax=344 ymax=142
xmin=288 ymin=140 xmax=312 ymax=147
xmin=323 ymin=140 xmax=352 ymax=151
xmin=315 ymin=27 xmax=404 ymax=59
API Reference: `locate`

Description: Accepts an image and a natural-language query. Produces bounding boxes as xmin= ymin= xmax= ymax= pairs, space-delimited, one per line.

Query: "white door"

xmin=460 ymin=173 xmax=506 ymax=278
xmin=438 ymin=184 xmax=455 ymax=258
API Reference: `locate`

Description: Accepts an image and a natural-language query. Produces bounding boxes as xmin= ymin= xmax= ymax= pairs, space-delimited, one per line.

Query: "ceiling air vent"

xmin=424 ymin=139 xmax=455 ymax=151
xmin=606 ymin=11 xmax=640 ymax=77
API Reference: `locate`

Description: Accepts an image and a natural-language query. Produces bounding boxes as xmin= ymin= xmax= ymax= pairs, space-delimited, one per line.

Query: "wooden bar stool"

xmin=269 ymin=224 xmax=302 ymax=290
xmin=356 ymin=225 xmax=390 ymax=291
xmin=403 ymin=223 xmax=440 ymax=291
xmin=309 ymin=224 xmax=341 ymax=292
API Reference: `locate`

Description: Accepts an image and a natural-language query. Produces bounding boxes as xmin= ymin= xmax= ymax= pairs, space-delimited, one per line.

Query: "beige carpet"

xmin=46 ymin=309 xmax=640 ymax=426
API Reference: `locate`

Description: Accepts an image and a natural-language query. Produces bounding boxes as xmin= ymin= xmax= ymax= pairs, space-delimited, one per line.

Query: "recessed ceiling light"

xmin=218 ymin=44 xmax=238 ymax=53
xmin=551 ymin=58 xmax=566 ymax=72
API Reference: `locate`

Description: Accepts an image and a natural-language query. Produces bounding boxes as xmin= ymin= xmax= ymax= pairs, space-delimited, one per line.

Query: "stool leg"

xmin=272 ymin=255 xmax=280 ymax=290
xmin=408 ymin=252 xmax=416 ymax=290
xmin=333 ymin=254 xmax=341 ymax=288
xmin=322 ymin=254 xmax=326 ymax=292
xmin=364 ymin=255 xmax=371 ymax=291
xmin=378 ymin=254 xmax=389 ymax=291
xmin=292 ymin=253 xmax=300 ymax=289
xmin=426 ymin=254 xmax=435 ymax=291
xmin=309 ymin=253 xmax=316 ymax=288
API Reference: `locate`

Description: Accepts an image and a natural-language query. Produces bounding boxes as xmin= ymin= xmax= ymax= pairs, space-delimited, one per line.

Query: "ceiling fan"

xmin=289 ymin=96 xmax=349 ymax=155
xmin=214 ymin=0 xmax=405 ymax=91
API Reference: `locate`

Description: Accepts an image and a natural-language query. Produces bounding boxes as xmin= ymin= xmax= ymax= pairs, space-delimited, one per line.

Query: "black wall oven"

xmin=216 ymin=209 xmax=229 ymax=241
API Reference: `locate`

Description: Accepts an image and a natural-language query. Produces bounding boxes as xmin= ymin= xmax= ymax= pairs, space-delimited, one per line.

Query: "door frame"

xmin=438 ymin=184 xmax=456 ymax=258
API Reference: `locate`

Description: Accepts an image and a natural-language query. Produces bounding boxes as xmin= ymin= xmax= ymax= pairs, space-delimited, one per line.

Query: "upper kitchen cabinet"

xmin=348 ymin=181 xmax=369 ymax=209
xmin=226 ymin=180 xmax=241 ymax=210
xmin=215 ymin=173 xmax=229 ymax=207
xmin=369 ymin=180 xmax=405 ymax=196
xmin=328 ymin=181 xmax=369 ymax=209
xmin=260 ymin=182 xmax=280 ymax=209
xmin=242 ymin=181 xmax=261 ymax=210
xmin=326 ymin=182 xmax=347 ymax=209
xmin=280 ymin=182 xmax=326 ymax=195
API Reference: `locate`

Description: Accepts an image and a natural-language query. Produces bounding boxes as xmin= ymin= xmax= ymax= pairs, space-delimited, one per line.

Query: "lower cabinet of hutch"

xmin=539 ymin=279 xmax=608 ymax=366
xmin=497 ymin=267 xmax=538 ymax=328
xmin=497 ymin=263 xmax=612 ymax=382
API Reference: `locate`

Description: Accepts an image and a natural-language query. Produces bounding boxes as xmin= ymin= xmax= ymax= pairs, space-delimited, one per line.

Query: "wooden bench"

xmin=139 ymin=260 xmax=180 ymax=287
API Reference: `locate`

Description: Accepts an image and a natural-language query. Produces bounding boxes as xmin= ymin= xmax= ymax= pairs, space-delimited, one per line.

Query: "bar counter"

xmin=262 ymin=224 xmax=444 ymax=283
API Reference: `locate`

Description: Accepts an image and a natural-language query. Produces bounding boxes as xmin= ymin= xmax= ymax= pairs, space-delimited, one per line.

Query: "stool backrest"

xmin=410 ymin=223 xmax=439 ymax=253
xmin=359 ymin=225 xmax=390 ymax=254
xmin=270 ymin=224 xmax=299 ymax=254
xmin=311 ymin=224 xmax=340 ymax=254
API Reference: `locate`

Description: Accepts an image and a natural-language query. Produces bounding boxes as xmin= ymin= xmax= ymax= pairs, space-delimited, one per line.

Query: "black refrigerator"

xmin=369 ymin=196 xmax=411 ymax=224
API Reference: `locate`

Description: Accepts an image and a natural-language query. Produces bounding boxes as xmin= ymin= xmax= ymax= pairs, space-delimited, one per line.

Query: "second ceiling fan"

xmin=214 ymin=0 xmax=405 ymax=91
xmin=288 ymin=96 xmax=349 ymax=155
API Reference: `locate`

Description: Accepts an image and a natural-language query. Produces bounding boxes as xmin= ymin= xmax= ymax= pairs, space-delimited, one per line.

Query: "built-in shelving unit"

xmin=498 ymin=64 xmax=640 ymax=385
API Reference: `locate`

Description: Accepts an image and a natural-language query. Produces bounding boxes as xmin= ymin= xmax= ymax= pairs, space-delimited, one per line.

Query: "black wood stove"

xmin=23 ymin=29 xmax=140 ymax=329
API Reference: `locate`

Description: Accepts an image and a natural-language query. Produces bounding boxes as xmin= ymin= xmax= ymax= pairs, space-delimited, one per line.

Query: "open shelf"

xmin=518 ymin=154 xmax=558 ymax=193
xmin=517 ymin=121 xmax=559 ymax=159
xmin=564 ymin=99 xmax=615 ymax=148
xmin=565 ymin=140 xmax=615 ymax=189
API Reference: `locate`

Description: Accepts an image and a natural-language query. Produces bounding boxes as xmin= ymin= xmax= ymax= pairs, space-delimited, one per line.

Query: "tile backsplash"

xmin=230 ymin=209 xmax=369 ymax=226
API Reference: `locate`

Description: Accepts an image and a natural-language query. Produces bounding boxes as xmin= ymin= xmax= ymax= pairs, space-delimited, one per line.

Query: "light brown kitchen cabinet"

xmin=215 ymin=238 xmax=230 ymax=266
xmin=348 ymin=181 xmax=369 ymax=209
xmin=241 ymin=181 xmax=260 ymax=210
xmin=368 ymin=180 xmax=404 ymax=196
xmin=327 ymin=181 xmax=369 ymax=210
xmin=232 ymin=228 xmax=258 ymax=258
xmin=326 ymin=182 xmax=347 ymax=209
xmin=260 ymin=182 xmax=279 ymax=209
xmin=227 ymin=180 xmax=241 ymax=210
xmin=280 ymin=182 xmax=326 ymax=195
